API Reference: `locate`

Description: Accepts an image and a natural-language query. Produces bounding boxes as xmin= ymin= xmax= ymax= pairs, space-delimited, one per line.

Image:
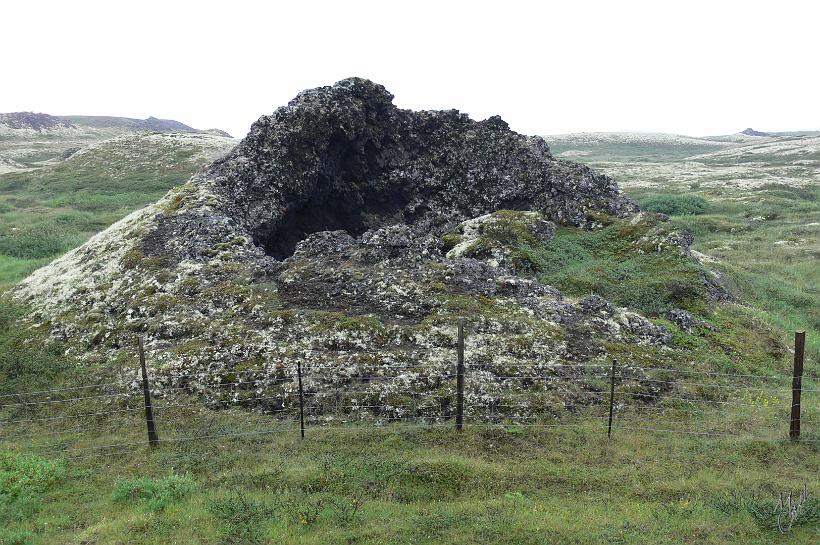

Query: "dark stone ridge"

xmin=0 ymin=112 xmax=73 ymax=131
xmin=740 ymin=128 xmax=770 ymax=137
xmin=207 ymin=78 xmax=637 ymax=260
xmin=666 ymin=308 xmax=715 ymax=332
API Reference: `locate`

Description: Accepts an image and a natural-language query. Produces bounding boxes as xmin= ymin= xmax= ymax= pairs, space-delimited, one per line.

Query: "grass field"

xmin=629 ymin=184 xmax=819 ymax=361
xmin=550 ymin=132 xmax=819 ymax=361
xmin=0 ymin=134 xmax=234 ymax=291
xmin=0 ymin=132 xmax=817 ymax=543
xmin=0 ymin=418 xmax=817 ymax=545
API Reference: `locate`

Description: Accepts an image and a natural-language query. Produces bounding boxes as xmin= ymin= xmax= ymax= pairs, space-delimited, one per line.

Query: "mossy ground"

xmin=0 ymin=412 xmax=817 ymax=545
xmin=532 ymin=217 xmax=711 ymax=315
xmin=0 ymin=136 xmax=818 ymax=542
xmin=1 ymin=290 xmax=817 ymax=544
xmin=0 ymin=138 xmax=228 ymax=291
xmin=628 ymin=183 xmax=819 ymax=361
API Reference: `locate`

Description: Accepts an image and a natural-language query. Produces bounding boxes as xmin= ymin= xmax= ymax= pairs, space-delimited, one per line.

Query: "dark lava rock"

xmin=667 ymin=308 xmax=695 ymax=331
xmin=15 ymin=78 xmax=689 ymax=412
xmin=579 ymin=295 xmax=615 ymax=317
xmin=206 ymin=77 xmax=638 ymax=262
xmin=666 ymin=308 xmax=716 ymax=332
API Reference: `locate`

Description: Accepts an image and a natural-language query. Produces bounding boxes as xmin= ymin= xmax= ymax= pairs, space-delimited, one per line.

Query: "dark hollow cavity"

xmin=254 ymin=130 xmax=409 ymax=260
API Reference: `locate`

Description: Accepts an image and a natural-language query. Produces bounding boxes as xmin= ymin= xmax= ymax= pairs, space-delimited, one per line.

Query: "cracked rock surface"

xmin=13 ymin=78 xmax=687 ymax=420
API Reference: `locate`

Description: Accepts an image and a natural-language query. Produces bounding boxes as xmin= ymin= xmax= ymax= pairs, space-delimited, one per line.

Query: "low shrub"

xmin=0 ymin=302 xmax=73 ymax=396
xmin=712 ymin=487 xmax=820 ymax=532
xmin=0 ymin=224 xmax=83 ymax=259
xmin=641 ymin=194 xmax=709 ymax=216
xmin=534 ymin=220 xmax=710 ymax=315
xmin=0 ymin=451 xmax=65 ymax=523
xmin=208 ymin=491 xmax=275 ymax=544
xmin=0 ymin=529 xmax=33 ymax=545
xmin=112 ymin=474 xmax=196 ymax=511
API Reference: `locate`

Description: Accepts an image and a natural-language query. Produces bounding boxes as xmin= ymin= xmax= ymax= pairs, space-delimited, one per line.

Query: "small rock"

xmin=578 ymin=295 xmax=614 ymax=317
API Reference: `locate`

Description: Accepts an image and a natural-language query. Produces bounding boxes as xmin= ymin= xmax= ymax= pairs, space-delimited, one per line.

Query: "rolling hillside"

xmin=545 ymin=131 xmax=819 ymax=360
xmin=0 ymin=132 xmax=237 ymax=290
xmin=0 ymin=123 xmax=816 ymax=545
xmin=0 ymin=112 xmax=232 ymax=173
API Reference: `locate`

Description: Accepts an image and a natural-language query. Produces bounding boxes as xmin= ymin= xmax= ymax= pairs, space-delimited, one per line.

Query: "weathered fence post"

xmin=607 ymin=358 xmax=617 ymax=439
xmin=790 ymin=332 xmax=805 ymax=441
xmin=456 ymin=318 xmax=465 ymax=432
xmin=297 ymin=360 xmax=305 ymax=440
xmin=138 ymin=337 xmax=159 ymax=446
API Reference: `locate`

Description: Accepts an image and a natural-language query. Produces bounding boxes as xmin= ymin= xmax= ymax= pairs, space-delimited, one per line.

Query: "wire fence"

xmin=0 ymin=326 xmax=814 ymax=461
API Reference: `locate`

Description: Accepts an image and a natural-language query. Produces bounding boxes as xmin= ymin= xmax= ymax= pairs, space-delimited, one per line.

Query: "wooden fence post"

xmin=138 ymin=337 xmax=159 ymax=446
xmin=790 ymin=332 xmax=805 ymax=441
xmin=297 ymin=360 xmax=305 ymax=440
xmin=456 ymin=318 xmax=465 ymax=432
xmin=607 ymin=359 xmax=617 ymax=439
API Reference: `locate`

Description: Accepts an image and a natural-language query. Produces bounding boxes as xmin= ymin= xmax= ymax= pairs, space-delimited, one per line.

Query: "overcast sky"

xmin=3 ymin=0 xmax=818 ymax=139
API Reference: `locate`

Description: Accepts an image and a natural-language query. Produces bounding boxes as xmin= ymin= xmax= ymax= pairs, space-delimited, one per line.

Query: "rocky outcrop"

xmin=13 ymin=78 xmax=689 ymax=419
xmin=207 ymin=79 xmax=636 ymax=261
xmin=740 ymin=128 xmax=770 ymax=137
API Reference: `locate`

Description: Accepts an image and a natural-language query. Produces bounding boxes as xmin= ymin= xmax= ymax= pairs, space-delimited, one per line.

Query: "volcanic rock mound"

xmin=14 ymin=78 xmax=690 ymax=419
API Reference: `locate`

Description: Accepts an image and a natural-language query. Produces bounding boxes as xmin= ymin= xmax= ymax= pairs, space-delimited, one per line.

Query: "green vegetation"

xmin=1 ymin=287 xmax=815 ymax=543
xmin=0 ymin=139 xmax=218 ymax=291
xmin=641 ymin=194 xmax=709 ymax=216
xmin=0 ymin=303 xmax=77 ymax=397
xmin=0 ymin=451 xmax=65 ymax=527
xmin=0 ymin=414 xmax=816 ymax=544
xmin=630 ymin=184 xmax=819 ymax=360
xmin=112 ymin=474 xmax=197 ymax=511
xmin=529 ymin=216 xmax=711 ymax=315
xmin=0 ymin=131 xmax=817 ymax=542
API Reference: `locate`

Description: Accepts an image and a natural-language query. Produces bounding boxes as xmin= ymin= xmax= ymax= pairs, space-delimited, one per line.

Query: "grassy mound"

xmin=533 ymin=217 xmax=710 ymax=315
xmin=0 ymin=135 xmax=233 ymax=291
xmin=629 ymin=184 xmax=819 ymax=360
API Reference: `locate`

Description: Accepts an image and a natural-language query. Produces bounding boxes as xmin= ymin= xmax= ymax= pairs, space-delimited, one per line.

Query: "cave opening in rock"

xmin=254 ymin=130 xmax=410 ymax=260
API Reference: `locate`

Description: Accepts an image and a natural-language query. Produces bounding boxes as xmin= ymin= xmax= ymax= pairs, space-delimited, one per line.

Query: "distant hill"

xmin=0 ymin=131 xmax=238 ymax=289
xmin=1 ymin=112 xmax=231 ymax=137
xmin=0 ymin=112 xmax=72 ymax=131
xmin=740 ymin=128 xmax=770 ymax=137
xmin=0 ymin=112 xmax=232 ymax=173
xmin=544 ymin=132 xmax=733 ymax=162
xmin=544 ymin=130 xmax=819 ymax=163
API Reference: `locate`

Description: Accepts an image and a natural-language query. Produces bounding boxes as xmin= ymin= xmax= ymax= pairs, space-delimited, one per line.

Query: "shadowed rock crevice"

xmin=216 ymin=78 xmax=638 ymax=262
xmin=254 ymin=129 xmax=412 ymax=259
xmin=15 ymin=78 xmax=678 ymax=400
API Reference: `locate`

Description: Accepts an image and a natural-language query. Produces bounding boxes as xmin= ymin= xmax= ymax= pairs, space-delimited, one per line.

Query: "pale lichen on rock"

xmin=12 ymin=78 xmax=711 ymax=419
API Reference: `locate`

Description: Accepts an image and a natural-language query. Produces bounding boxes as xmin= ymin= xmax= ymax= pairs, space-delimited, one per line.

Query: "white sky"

xmin=2 ymin=0 xmax=818 ymax=139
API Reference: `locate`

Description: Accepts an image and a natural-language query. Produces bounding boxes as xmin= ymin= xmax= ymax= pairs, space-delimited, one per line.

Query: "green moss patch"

xmin=533 ymin=217 xmax=710 ymax=315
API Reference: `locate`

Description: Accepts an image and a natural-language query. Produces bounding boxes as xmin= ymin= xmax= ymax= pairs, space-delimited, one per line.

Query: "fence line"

xmin=4 ymin=359 xmax=815 ymax=402
xmin=0 ymin=323 xmax=813 ymax=459
xmin=4 ymin=369 xmax=814 ymax=410
xmin=27 ymin=420 xmax=820 ymax=463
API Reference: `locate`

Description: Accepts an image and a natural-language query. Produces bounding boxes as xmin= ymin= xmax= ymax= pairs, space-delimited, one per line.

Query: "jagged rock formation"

xmin=740 ymin=128 xmax=770 ymax=137
xmin=14 ymin=78 xmax=707 ymax=419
